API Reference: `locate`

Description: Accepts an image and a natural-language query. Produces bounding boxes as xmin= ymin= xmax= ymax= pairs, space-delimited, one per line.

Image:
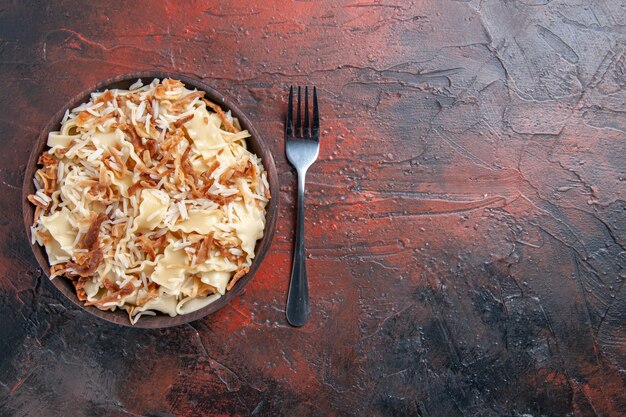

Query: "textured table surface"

xmin=1 ymin=1 xmax=625 ymax=416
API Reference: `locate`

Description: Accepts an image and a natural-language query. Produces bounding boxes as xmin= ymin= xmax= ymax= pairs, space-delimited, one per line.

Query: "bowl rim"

xmin=21 ymin=72 xmax=279 ymax=328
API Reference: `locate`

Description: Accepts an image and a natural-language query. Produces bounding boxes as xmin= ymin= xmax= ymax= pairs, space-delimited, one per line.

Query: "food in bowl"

xmin=27 ymin=78 xmax=271 ymax=324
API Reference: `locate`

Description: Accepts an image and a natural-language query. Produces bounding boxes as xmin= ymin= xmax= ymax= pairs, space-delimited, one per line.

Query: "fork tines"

xmin=286 ymin=86 xmax=319 ymax=139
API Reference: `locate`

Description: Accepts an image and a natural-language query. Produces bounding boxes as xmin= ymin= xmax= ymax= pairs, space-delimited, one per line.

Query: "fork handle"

xmin=286 ymin=170 xmax=310 ymax=326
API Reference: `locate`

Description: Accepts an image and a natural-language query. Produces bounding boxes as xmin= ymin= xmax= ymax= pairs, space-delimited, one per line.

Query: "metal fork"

xmin=285 ymin=85 xmax=320 ymax=327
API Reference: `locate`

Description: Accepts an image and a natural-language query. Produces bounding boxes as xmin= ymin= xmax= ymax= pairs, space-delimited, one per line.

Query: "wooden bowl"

xmin=21 ymin=72 xmax=279 ymax=328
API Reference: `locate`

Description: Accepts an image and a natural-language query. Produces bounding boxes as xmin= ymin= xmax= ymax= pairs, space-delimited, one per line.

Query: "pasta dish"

xmin=28 ymin=78 xmax=270 ymax=324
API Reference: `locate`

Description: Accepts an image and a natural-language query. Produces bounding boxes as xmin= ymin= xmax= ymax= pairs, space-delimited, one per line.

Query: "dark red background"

xmin=1 ymin=1 xmax=625 ymax=416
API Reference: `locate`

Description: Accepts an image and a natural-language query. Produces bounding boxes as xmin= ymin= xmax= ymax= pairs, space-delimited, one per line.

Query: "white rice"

xmin=108 ymin=161 xmax=121 ymax=172
xmin=173 ymin=240 xmax=193 ymax=250
xmin=35 ymin=190 xmax=52 ymax=203
xmin=136 ymin=100 xmax=146 ymax=122
xmin=178 ymin=201 xmax=188 ymax=220
xmin=129 ymin=79 xmax=143 ymax=90
xmin=65 ymin=141 xmax=88 ymax=158
xmin=87 ymin=148 xmax=104 ymax=162
xmin=32 ymin=194 xmax=49 ymax=207
xmin=217 ymin=188 xmax=239 ymax=197
xmin=30 ymin=226 xmax=38 ymax=245
xmin=86 ymin=107 xmax=101 ymax=117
